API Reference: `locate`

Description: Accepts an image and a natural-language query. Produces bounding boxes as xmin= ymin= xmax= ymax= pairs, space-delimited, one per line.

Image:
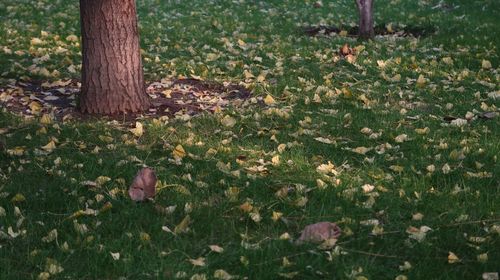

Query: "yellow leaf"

xmin=162 ymin=89 xmax=172 ymax=98
xmin=271 ymin=155 xmax=280 ymax=166
xmin=237 ymin=39 xmax=246 ymax=46
xmin=214 ymin=269 xmax=232 ymax=280
xmin=279 ymin=232 xmax=291 ymax=240
xmin=412 ymin=213 xmax=424 ymax=221
xmin=29 ymin=101 xmax=42 ymax=113
xmin=394 ymin=134 xmax=409 ymax=143
xmin=11 ymin=193 xmax=26 ymax=203
xmin=110 ymin=252 xmax=120 ymax=261
xmin=277 ymin=143 xmax=286 ymax=153
xmin=313 ymin=93 xmax=322 ymax=103
xmin=256 ymin=73 xmax=266 ymax=83
xmin=389 ymin=165 xmax=404 ymax=172
xmin=38 ymin=272 xmax=50 ymax=280
xmin=316 ymin=161 xmax=337 ymax=175
xmin=174 ymin=215 xmax=191 ymax=234
xmin=66 ymin=210 xmax=85 ymax=220
xmin=416 ymin=74 xmax=426 ymax=87
xmin=41 ymin=140 xmax=56 ymax=152
xmin=221 ymin=115 xmax=236 ymax=127
xmin=129 ymin=122 xmax=144 ymax=137
xmin=31 ymin=37 xmax=43 ymax=45
xmin=189 ymin=257 xmax=206 ymax=267
xmin=264 ymin=94 xmax=276 ymax=105
xmin=243 ymin=69 xmax=254 ymax=79
xmin=95 ymin=176 xmax=111 ymax=186
xmin=172 ymin=144 xmax=186 ymax=159
xmin=240 ymin=201 xmax=253 ymax=213
xmin=316 ymin=179 xmax=327 ymax=189
xmin=209 ymin=245 xmax=224 ymax=253
xmin=66 ymin=35 xmax=79 ymax=42
xmin=206 ymin=53 xmax=219 ymax=62
xmin=139 ymin=232 xmax=150 ymax=242
xmin=41 ymin=229 xmax=58 ymax=243
xmin=477 ymin=253 xmax=488 ymax=263
xmin=99 ymin=202 xmax=113 ymax=213
xmin=351 ymin=146 xmax=372 ymax=155
xmin=415 ymin=127 xmax=430 ymax=135
xmin=40 ymin=114 xmax=53 ymax=125
xmin=272 ymin=211 xmax=283 ymax=222
xmin=442 ymin=57 xmax=453 ymax=65
xmin=448 ymin=251 xmax=460 ymax=264
xmin=481 ymin=60 xmax=492 ymax=69
xmin=7 ymin=147 xmax=25 ymax=156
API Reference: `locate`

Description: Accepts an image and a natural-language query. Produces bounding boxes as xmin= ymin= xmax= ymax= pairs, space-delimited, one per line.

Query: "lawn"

xmin=0 ymin=0 xmax=499 ymax=279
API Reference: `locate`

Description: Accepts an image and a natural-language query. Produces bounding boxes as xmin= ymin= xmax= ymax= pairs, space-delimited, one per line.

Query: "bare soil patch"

xmin=0 ymin=78 xmax=252 ymax=123
xmin=303 ymin=24 xmax=436 ymax=38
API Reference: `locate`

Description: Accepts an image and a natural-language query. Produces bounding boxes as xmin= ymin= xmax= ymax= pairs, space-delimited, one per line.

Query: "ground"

xmin=0 ymin=0 xmax=499 ymax=279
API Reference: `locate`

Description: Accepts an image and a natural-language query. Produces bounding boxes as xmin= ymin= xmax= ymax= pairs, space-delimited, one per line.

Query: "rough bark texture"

xmin=355 ymin=0 xmax=374 ymax=40
xmin=79 ymin=0 xmax=149 ymax=114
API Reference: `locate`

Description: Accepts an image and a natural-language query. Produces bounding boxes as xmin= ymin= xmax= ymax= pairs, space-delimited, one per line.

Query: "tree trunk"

xmin=79 ymin=0 xmax=149 ymax=115
xmin=355 ymin=0 xmax=374 ymax=40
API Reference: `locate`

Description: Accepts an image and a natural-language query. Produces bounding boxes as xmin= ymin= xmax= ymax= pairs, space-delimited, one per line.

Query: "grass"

xmin=1 ymin=0 xmax=499 ymax=279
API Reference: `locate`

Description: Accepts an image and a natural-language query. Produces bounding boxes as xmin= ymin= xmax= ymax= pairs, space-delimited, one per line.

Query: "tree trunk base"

xmin=355 ymin=0 xmax=374 ymax=40
xmin=79 ymin=0 xmax=149 ymax=115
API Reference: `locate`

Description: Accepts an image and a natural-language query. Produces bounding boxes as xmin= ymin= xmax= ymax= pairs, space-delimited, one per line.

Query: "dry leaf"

xmin=172 ymin=144 xmax=186 ymax=159
xmin=209 ymin=245 xmax=224 ymax=253
xmin=110 ymin=252 xmax=120 ymax=260
xmin=41 ymin=141 xmax=56 ymax=152
xmin=189 ymin=257 xmax=206 ymax=267
xmin=221 ymin=115 xmax=236 ymax=127
xmin=174 ymin=215 xmax=191 ymax=234
xmin=447 ymin=251 xmax=460 ymax=264
xmin=351 ymin=146 xmax=372 ymax=155
xmin=214 ymin=269 xmax=233 ymax=280
xmin=264 ymin=94 xmax=276 ymax=105
xmin=129 ymin=122 xmax=144 ymax=137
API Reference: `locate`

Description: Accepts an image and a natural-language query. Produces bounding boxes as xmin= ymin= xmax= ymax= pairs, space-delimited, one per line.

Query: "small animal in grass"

xmin=296 ymin=222 xmax=341 ymax=244
xmin=128 ymin=167 xmax=157 ymax=202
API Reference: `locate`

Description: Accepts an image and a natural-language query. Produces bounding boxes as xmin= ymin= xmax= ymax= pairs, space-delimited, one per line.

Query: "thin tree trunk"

xmin=355 ymin=0 xmax=374 ymax=40
xmin=79 ymin=0 xmax=149 ymax=115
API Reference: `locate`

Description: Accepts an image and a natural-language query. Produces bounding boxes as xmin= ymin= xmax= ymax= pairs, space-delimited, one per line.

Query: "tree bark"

xmin=79 ymin=0 xmax=149 ymax=115
xmin=355 ymin=0 xmax=374 ymax=40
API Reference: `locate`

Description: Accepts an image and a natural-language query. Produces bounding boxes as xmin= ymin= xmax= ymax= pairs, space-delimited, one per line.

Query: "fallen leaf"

xmin=351 ymin=146 xmax=372 ymax=155
xmin=447 ymin=251 xmax=460 ymax=264
xmin=481 ymin=60 xmax=492 ymax=69
xmin=172 ymin=144 xmax=186 ymax=159
xmin=209 ymin=245 xmax=224 ymax=253
xmin=129 ymin=122 xmax=144 ymax=137
xmin=41 ymin=140 xmax=56 ymax=152
xmin=189 ymin=257 xmax=206 ymax=267
xmin=174 ymin=215 xmax=191 ymax=234
xmin=110 ymin=252 xmax=120 ymax=260
xmin=221 ymin=115 xmax=236 ymax=127
xmin=264 ymin=94 xmax=276 ymax=105
xmin=11 ymin=193 xmax=26 ymax=203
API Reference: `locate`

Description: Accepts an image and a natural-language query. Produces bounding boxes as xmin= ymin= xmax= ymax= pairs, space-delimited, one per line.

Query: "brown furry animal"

xmin=128 ymin=167 xmax=157 ymax=201
xmin=296 ymin=222 xmax=341 ymax=244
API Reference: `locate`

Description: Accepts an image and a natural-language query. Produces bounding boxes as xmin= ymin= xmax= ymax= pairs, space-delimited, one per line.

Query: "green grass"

xmin=1 ymin=0 xmax=499 ymax=279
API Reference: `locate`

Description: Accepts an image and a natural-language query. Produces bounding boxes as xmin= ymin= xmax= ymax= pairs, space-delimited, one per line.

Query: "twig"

xmin=343 ymin=248 xmax=399 ymax=259
xmin=253 ymin=252 xmax=309 ymax=266
xmin=443 ymin=218 xmax=500 ymax=227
